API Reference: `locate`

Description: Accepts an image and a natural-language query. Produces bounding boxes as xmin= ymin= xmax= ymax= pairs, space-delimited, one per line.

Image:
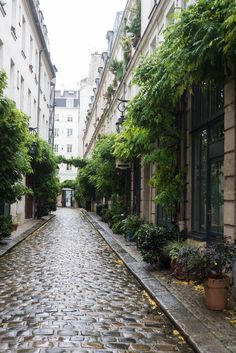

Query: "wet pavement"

xmin=0 ymin=208 xmax=193 ymax=353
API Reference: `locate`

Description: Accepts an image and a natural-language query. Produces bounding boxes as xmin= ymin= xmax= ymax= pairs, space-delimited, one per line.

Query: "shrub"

xmin=121 ymin=214 xmax=144 ymax=241
xmin=111 ymin=220 xmax=124 ymax=234
xmin=136 ymin=223 xmax=176 ymax=264
xmin=177 ymin=239 xmax=236 ymax=283
xmin=0 ymin=215 xmax=12 ymax=239
xmin=96 ymin=203 xmax=108 ymax=217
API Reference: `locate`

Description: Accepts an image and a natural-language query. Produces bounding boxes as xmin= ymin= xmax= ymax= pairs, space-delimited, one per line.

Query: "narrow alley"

xmin=0 ymin=209 xmax=193 ymax=353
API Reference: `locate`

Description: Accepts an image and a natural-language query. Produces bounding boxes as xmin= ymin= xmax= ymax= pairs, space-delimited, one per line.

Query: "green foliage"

xmin=121 ymin=214 xmax=144 ymax=240
xmin=0 ymin=215 xmax=12 ymax=239
xmin=115 ymin=0 xmax=236 ymax=214
xmin=87 ymin=135 xmax=124 ymax=198
xmin=163 ymin=240 xmax=187 ymax=260
xmin=60 ymin=179 xmax=76 ymax=190
xmin=0 ymin=72 xmax=32 ymax=203
xmin=104 ymin=84 xmax=115 ymax=103
xmin=102 ymin=195 xmax=127 ymax=227
xmin=109 ymin=59 xmax=124 ymax=87
xmin=136 ymin=223 xmax=177 ymax=264
xmin=74 ymin=159 xmax=96 ymax=208
xmin=56 ymin=155 xmax=86 ymax=168
xmin=30 ymin=136 xmax=60 ymax=217
xmin=126 ymin=0 xmax=141 ymax=38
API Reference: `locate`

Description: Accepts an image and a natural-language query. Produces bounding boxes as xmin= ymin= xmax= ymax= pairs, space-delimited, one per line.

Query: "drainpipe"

xmin=179 ymin=96 xmax=186 ymax=232
xmin=37 ymin=49 xmax=44 ymax=132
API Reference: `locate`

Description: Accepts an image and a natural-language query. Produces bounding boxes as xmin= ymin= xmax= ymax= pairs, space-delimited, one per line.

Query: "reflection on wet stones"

xmin=0 ymin=208 xmax=193 ymax=352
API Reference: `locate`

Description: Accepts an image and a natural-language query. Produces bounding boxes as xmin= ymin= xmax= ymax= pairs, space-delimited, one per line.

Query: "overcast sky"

xmin=39 ymin=0 xmax=127 ymax=90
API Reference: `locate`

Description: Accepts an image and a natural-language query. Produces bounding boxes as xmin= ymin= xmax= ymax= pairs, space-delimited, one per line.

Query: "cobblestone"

xmin=0 ymin=208 xmax=193 ymax=352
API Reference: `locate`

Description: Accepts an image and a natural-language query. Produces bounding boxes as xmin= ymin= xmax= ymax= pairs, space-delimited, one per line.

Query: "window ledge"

xmin=0 ymin=4 xmax=6 ymax=16
xmin=11 ymin=26 xmax=17 ymax=41
xmin=21 ymin=50 xmax=26 ymax=60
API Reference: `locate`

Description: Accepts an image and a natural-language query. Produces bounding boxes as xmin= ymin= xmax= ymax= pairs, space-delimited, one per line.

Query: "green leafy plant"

xmin=121 ymin=214 xmax=144 ymax=241
xmin=0 ymin=71 xmax=32 ymax=204
xmin=114 ymin=0 xmax=236 ymax=217
xmin=0 ymin=215 xmax=12 ymax=239
xmin=126 ymin=0 xmax=141 ymax=39
xmin=136 ymin=223 xmax=176 ymax=264
xmin=177 ymin=239 xmax=236 ymax=283
xmin=163 ymin=240 xmax=186 ymax=260
xmin=30 ymin=136 xmax=60 ymax=218
xmin=109 ymin=59 xmax=124 ymax=87
xmin=104 ymin=84 xmax=115 ymax=103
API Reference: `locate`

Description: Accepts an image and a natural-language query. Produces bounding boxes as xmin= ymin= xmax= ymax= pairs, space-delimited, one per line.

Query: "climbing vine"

xmin=0 ymin=71 xmax=32 ymax=204
xmin=114 ymin=0 xmax=236 ymax=214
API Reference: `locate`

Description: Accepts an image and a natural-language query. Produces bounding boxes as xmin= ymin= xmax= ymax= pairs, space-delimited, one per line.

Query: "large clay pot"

xmin=205 ymin=276 xmax=230 ymax=311
xmin=171 ymin=258 xmax=186 ymax=280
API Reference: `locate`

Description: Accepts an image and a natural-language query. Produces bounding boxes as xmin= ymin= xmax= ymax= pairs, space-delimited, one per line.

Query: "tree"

xmin=30 ymin=136 xmax=60 ymax=218
xmin=0 ymin=71 xmax=31 ymax=205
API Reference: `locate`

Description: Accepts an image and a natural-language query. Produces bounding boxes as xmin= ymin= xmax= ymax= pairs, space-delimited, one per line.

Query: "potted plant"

xmin=203 ymin=240 xmax=236 ymax=310
xmin=121 ymin=214 xmax=144 ymax=241
xmin=163 ymin=240 xmax=188 ymax=279
xmin=177 ymin=239 xmax=236 ymax=310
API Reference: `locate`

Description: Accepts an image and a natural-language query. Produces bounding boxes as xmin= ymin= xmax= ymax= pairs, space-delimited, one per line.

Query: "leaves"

xmin=0 ymin=79 xmax=32 ymax=203
xmin=114 ymin=0 xmax=236 ymax=214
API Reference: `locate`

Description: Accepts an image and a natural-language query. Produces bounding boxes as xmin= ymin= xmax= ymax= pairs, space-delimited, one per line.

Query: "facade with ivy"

xmin=82 ymin=0 xmax=235 ymax=244
xmin=0 ymin=0 xmax=56 ymax=223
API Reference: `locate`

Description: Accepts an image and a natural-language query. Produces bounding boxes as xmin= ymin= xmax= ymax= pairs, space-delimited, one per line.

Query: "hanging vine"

xmin=114 ymin=0 xmax=236 ymax=214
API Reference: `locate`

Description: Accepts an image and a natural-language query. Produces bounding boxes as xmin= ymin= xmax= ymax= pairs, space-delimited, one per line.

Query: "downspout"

xmin=179 ymin=95 xmax=186 ymax=232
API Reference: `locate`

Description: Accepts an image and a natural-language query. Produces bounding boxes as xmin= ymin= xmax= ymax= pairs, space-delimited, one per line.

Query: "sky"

xmin=39 ymin=0 xmax=127 ymax=90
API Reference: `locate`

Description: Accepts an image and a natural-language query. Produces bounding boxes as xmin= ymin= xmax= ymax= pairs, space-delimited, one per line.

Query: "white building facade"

xmin=54 ymin=89 xmax=80 ymax=182
xmin=83 ymin=0 xmax=197 ymax=223
xmin=0 ymin=0 xmax=56 ymax=223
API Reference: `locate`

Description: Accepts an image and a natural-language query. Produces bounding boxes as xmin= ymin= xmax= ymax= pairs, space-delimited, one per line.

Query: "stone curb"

xmin=0 ymin=214 xmax=55 ymax=257
xmin=81 ymin=209 xmax=231 ymax=353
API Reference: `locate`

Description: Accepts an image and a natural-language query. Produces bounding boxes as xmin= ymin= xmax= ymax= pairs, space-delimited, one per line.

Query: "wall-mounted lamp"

xmin=116 ymin=98 xmax=129 ymax=133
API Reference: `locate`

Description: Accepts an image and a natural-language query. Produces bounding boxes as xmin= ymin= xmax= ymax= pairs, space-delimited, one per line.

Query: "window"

xmin=27 ymin=89 xmax=31 ymax=115
xmin=20 ymin=76 xmax=24 ymax=111
xmin=192 ymin=84 xmax=224 ymax=241
xmin=29 ymin=35 xmax=33 ymax=66
xmin=11 ymin=0 xmax=17 ymax=30
xmin=66 ymin=164 xmax=72 ymax=171
xmin=54 ymin=144 xmax=58 ymax=153
xmin=35 ymin=49 xmax=38 ymax=76
xmin=67 ymin=99 xmax=74 ymax=108
xmin=54 ymin=128 xmax=59 ymax=137
xmin=10 ymin=59 xmax=15 ymax=99
xmin=21 ymin=16 xmax=26 ymax=56
xmin=67 ymin=128 xmax=73 ymax=136
xmin=67 ymin=115 xmax=73 ymax=122
xmin=67 ymin=144 xmax=72 ymax=153
xmin=150 ymin=36 xmax=156 ymax=53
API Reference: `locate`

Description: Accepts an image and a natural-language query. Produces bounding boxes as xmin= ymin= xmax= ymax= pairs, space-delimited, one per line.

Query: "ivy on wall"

xmin=0 ymin=71 xmax=32 ymax=204
xmin=114 ymin=0 xmax=236 ymax=214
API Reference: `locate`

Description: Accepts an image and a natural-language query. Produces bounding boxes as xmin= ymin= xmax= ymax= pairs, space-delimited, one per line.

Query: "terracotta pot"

xmin=171 ymin=259 xmax=186 ymax=280
xmin=11 ymin=224 xmax=18 ymax=231
xmin=205 ymin=276 xmax=230 ymax=311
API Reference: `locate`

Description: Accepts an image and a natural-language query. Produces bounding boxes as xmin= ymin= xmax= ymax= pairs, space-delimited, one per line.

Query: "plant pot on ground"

xmin=177 ymin=239 xmax=236 ymax=311
xmin=163 ymin=240 xmax=188 ymax=279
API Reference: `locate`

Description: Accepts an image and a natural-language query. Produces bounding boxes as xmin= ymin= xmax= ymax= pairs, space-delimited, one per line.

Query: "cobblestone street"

xmin=0 ymin=208 xmax=193 ymax=353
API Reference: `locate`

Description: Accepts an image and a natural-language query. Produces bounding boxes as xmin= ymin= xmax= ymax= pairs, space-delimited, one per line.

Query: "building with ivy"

xmin=0 ymin=0 xmax=56 ymax=222
xmin=81 ymin=0 xmax=236 ymax=247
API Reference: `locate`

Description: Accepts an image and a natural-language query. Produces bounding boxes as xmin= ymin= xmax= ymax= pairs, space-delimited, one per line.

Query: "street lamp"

xmin=116 ymin=98 xmax=129 ymax=133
